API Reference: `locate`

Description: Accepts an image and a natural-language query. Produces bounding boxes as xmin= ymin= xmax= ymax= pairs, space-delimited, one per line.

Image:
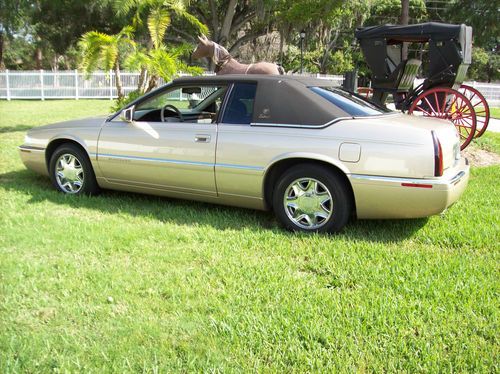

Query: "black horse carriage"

xmin=355 ymin=22 xmax=490 ymax=150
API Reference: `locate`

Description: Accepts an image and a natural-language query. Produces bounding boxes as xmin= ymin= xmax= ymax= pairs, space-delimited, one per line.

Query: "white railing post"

xmin=75 ymin=69 xmax=79 ymax=100
xmin=40 ymin=69 xmax=45 ymax=100
xmin=109 ymin=69 xmax=113 ymax=100
xmin=5 ymin=69 xmax=10 ymax=101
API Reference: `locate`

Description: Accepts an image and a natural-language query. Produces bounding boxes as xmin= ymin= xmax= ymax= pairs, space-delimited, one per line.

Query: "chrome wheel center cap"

xmin=283 ymin=177 xmax=333 ymax=229
xmin=55 ymin=153 xmax=84 ymax=194
xmin=62 ymin=164 xmax=78 ymax=181
xmin=296 ymin=193 xmax=322 ymax=214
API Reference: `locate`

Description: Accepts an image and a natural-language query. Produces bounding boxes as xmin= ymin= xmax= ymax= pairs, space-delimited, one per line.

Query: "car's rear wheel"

xmin=49 ymin=144 xmax=99 ymax=195
xmin=272 ymin=164 xmax=352 ymax=233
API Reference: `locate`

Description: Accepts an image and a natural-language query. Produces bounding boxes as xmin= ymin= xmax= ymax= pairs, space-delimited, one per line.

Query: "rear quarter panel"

xmin=215 ymin=115 xmax=434 ymax=202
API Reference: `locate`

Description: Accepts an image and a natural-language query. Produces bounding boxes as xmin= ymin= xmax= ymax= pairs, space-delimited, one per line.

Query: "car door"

xmin=97 ymin=85 xmax=226 ymax=196
xmin=214 ymin=82 xmax=264 ymax=199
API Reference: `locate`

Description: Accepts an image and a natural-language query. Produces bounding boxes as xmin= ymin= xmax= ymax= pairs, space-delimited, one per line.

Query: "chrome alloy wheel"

xmin=55 ymin=153 xmax=84 ymax=193
xmin=283 ymin=178 xmax=333 ymax=229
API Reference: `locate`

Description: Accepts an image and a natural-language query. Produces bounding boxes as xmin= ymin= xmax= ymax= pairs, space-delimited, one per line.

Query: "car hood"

xmin=30 ymin=116 xmax=108 ymax=132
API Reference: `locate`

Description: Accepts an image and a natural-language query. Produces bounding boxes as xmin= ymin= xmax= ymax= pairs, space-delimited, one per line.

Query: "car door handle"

xmin=194 ymin=134 xmax=211 ymax=143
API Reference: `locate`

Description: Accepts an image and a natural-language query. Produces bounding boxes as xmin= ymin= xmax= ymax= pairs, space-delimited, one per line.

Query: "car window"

xmin=133 ymin=85 xmax=226 ymax=123
xmin=310 ymin=86 xmax=391 ymax=116
xmin=222 ymin=83 xmax=257 ymax=124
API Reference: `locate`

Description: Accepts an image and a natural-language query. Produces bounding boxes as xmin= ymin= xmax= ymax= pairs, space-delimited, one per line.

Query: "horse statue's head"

xmin=192 ymin=34 xmax=230 ymax=64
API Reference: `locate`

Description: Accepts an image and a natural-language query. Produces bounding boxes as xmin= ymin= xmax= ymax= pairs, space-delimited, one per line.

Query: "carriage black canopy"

xmin=355 ymin=22 xmax=465 ymax=43
xmin=355 ymin=22 xmax=472 ymax=106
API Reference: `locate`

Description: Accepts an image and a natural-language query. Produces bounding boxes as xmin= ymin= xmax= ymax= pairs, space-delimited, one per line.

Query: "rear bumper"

xmin=18 ymin=145 xmax=48 ymax=176
xmin=349 ymin=158 xmax=470 ymax=219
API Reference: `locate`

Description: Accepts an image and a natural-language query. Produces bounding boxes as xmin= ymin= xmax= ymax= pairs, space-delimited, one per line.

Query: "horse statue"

xmin=192 ymin=34 xmax=284 ymax=75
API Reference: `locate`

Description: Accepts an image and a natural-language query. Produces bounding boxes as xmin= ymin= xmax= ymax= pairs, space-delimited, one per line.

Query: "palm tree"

xmin=116 ymin=0 xmax=208 ymax=92
xmin=79 ymin=26 xmax=135 ymax=99
xmin=79 ymin=0 xmax=208 ymax=102
xmin=125 ymin=6 xmax=205 ymax=92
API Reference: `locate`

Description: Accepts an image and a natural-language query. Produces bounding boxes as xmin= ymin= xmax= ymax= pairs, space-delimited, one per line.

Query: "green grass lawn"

xmin=0 ymin=100 xmax=499 ymax=372
xmin=489 ymin=107 xmax=500 ymax=119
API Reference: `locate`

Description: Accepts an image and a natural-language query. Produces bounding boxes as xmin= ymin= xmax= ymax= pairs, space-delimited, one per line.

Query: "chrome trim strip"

xmin=250 ymin=117 xmax=353 ymax=129
xmin=18 ymin=145 xmax=45 ymax=152
xmin=449 ymin=171 xmax=466 ymax=185
xmin=98 ymin=153 xmax=213 ymax=167
xmin=216 ymin=163 xmax=264 ymax=171
xmin=250 ymin=113 xmax=400 ymax=130
xmin=349 ymin=170 xmax=467 ymax=186
xmin=97 ymin=153 xmax=263 ymax=171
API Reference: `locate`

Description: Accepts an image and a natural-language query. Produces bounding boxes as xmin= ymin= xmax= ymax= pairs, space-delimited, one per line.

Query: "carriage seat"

xmin=372 ymin=58 xmax=421 ymax=92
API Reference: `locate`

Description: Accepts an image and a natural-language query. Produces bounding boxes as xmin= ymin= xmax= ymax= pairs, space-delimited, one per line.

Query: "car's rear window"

xmin=310 ymin=86 xmax=390 ymax=117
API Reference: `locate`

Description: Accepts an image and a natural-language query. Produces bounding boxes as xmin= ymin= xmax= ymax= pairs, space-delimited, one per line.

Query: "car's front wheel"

xmin=49 ymin=144 xmax=99 ymax=195
xmin=272 ymin=164 xmax=352 ymax=233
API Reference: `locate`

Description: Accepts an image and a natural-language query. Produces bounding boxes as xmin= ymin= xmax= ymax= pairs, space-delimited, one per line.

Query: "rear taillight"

xmin=432 ymin=131 xmax=443 ymax=177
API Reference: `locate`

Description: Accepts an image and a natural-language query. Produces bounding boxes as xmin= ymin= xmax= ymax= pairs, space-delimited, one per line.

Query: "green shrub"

xmin=110 ymin=90 xmax=143 ymax=113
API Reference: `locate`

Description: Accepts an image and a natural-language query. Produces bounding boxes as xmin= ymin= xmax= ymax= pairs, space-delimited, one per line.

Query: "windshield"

xmin=310 ymin=86 xmax=391 ymax=117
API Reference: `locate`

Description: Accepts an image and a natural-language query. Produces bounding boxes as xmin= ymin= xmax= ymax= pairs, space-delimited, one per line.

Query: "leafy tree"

xmin=187 ymin=0 xmax=270 ymax=54
xmin=32 ymin=0 xmax=128 ymax=57
xmin=444 ymin=0 xmax=499 ymax=82
xmin=0 ymin=0 xmax=31 ymax=69
xmin=363 ymin=0 xmax=427 ymax=25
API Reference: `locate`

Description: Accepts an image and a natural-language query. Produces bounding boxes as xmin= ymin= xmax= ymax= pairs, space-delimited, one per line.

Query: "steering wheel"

xmin=161 ymin=104 xmax=184 ymax=122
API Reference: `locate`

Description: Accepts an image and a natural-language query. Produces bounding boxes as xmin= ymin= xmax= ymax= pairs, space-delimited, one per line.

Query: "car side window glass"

xmin=132 ymin=85 xmax=226 ymax=123
xmin=222 ymin=83 xmax=257 ymax=124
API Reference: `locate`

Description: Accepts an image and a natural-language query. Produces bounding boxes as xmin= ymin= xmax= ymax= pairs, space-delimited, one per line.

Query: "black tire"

xmin=272 ymin=164 xmax=352 ymax=233
xmin=49 ymin=143 xmax=100 ymax=195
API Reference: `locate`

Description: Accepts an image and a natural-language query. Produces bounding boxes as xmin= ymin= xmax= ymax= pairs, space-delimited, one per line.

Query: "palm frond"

xmin=147 ymin=7 xmax=171 ymax=49
xmin=118 ymin=25 xmax=136 ymax=39
xmin=169 ymin=4 xmax=209 ymax=35
xmin=79 ymin=31 xmax=114 ymax=74
xmin=177 ymin=62 xmax=203 ymax=76
xmin=149 ymin=48 xmax=177 ymax=81
xmin=169 ymin=43 xmax=194 ymax=58
xmin=124 ymin=50 xmax=150 ymax=70
xmin=101 ymin=43 xmax=119 ymax=71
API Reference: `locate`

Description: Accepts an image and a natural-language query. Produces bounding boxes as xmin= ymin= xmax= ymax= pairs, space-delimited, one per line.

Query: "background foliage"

xmin=0 ymin=0 xmax=498 ymax=81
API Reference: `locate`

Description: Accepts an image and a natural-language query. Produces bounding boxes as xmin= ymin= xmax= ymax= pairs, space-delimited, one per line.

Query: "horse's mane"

xmin=212 ymin=42 xmax=231 ymax=71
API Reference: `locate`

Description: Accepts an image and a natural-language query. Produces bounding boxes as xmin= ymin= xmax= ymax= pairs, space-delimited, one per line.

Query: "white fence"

xmin=0 ymin=70 xmax=497 ymax=106
xmin=0 ymin=70 xmax=344 ymax=100
xmin=466 ymin=82 xmax=500 ymax=107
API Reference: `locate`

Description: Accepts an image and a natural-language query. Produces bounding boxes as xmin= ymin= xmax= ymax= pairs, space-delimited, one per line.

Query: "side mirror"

xmin=120 ymin=106 xmax=135 ymax=123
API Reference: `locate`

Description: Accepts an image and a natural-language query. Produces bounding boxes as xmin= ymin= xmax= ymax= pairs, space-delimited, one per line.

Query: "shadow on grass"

xmin=0 ymin=169 xmax=428 ymax=243
xmin=0 ymin=124 xmax=35 ymax=134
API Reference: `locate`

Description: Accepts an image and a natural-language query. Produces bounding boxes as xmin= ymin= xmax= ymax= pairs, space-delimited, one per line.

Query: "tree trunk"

xmin=146 ymin=75 xmax=158 ymax=93
xmin=114 ymin=61 xmax=124 ymax=99
xmin=137 ymin=67 xmax=147 ymax=93
xmin=35 ymin=47 xmax=43 ymax=69
xmin=0 ymin=30 xmax=5 ymax=70
xmin=219 ymin=0 xmax=238 ymax=43
xmin=320 ymin=29 xmax=339 ymax=74
xmin=278 ymin=29 xmax=284 ymax=65
xmin=400 ymin=0 xmax=410 ymax=60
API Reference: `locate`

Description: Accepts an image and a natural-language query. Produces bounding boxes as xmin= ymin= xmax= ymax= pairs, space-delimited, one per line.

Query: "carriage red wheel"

xmin=408 ymin=87 xmax=477 ymax=150
xmin=357 ymin=87 xmax=373 ymax=99
xmin=459 ymin=84 xmax=490 ymax=138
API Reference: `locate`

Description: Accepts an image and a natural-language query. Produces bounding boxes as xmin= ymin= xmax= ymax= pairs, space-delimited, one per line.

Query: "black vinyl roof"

xmin=173 ymin=74 xmax=333 ymax=87
xmin=356 ymin=22 xmax=465 ymax=43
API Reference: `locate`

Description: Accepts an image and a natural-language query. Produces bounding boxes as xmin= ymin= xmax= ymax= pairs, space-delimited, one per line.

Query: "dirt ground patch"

xmin=463 ymin=146 xmax=500 ymax=167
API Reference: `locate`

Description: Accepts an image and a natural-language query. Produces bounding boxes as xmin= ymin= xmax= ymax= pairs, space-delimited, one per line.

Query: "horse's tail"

xmin=277 ymin=65 xmax=286 ymax=75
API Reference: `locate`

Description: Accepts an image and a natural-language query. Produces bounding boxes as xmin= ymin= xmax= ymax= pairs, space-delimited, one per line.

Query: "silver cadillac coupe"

xmin=19 ymin=75 xmax=469 ymax=233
